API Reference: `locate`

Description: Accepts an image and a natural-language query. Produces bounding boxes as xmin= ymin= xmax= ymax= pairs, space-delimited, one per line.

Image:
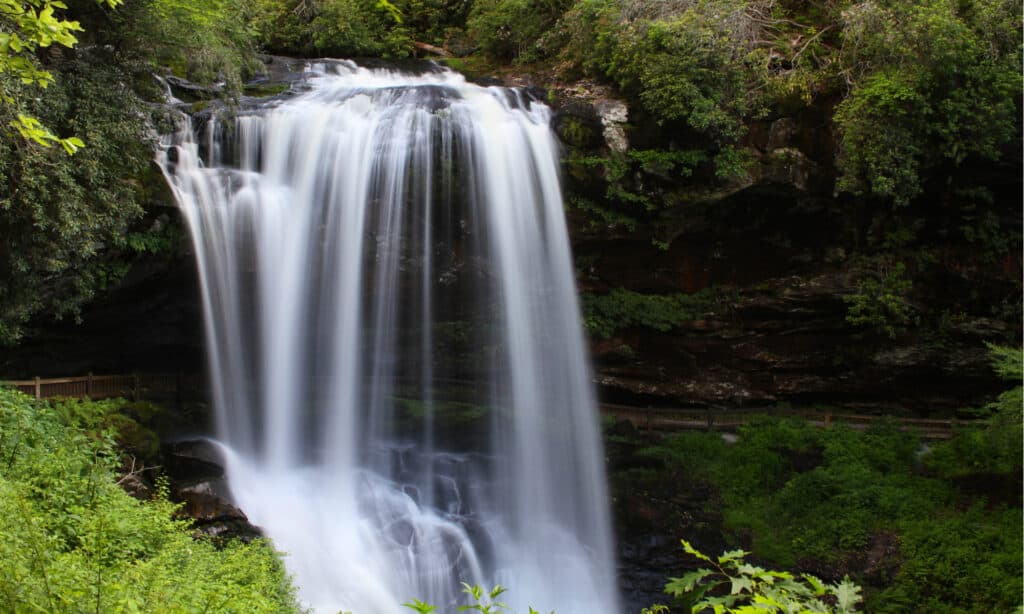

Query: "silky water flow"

xmin=159 ymin=61 xmax=618 ymax=613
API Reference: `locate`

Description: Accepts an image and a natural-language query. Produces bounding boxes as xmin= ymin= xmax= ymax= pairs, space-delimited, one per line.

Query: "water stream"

xmin=159 ymin=60 xmax=618 ymax=613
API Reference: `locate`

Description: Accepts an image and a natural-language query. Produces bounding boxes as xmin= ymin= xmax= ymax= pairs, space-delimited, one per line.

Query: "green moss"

xmin=438 ymin=55 xmax=500 ymax=79
xmin=243 ymin=83 xmax=291 ymax=98
xmin=582 ymin=286 xmax=731 ymax=338
xmin=558 ymin=116 xmax=594 ymax=149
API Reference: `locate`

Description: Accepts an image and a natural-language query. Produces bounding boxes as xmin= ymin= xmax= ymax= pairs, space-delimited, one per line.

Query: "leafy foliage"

xmin=581 ymin=287 xmax=729 ymax=338
xmin=460 ymin=0 xmax=1021 ymax=208
xmin=869 ymin=506 xmax=1023 ymax=614
xmin=639 ymin=398 xmax=1022 ymax=612
xmin=113 ymin=0 xmax=260 ymax=92
xmin=0 ymin=0 xmax=259 ymax=343
xmin=924 ymin=345 xmax=1023 ymax=477
xmin=834 ymin=0 xmax=1021 ymax=205
xmin=465 ymin=0 xmax=568 ymax=62
xmin=0 ymin=56 xmax=153 ymax=344
xmin=842 ymin=260 xmax=914 ymax=339
xmin=311 ymin=0 xmax=412 ymax=58
xmin=0 ymin=388 xmax=302 ymax=612
xmin=403 ymin=583 xmax=551 ymax=614
xmin=662 ymin=539 xmax=862 ymax=613
xmin=0 ymin=0 xmax=122 ymax=151
xmin=250 ymin=0 xmax=418 ymax=58
xmin=565 ymin=147 xmax=709 ymax=237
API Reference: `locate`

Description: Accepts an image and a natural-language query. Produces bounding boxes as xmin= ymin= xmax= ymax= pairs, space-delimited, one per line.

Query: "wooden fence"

xmin=1 ymin=374 xmax=961 ymax=439
xmin=1 ymin=373 xmax=205 ymax=403
xmin=599 ymin=403 xmax=960 ymax=440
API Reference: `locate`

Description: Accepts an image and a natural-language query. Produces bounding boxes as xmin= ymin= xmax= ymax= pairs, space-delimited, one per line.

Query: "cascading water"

xmin=159 ymin=60 xmax=618 ymax=613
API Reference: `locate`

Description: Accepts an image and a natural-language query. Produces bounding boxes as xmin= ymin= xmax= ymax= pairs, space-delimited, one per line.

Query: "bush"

xmin=0 ymin=388 xmax=302 ymax=613
xmin=925 ymin=345 xmax=1023 ymax=477
xmin=465 ymin=0 xmax=564 ymax=62
xmin=835 ymin=0 xmax=1021 ymax=205
xmin=582 ymin=287 xmax=728 ymax=338
xmin=872 ymin=507 xmax=1023 ymax=614
xmin=640 ymin=407 xmax=1022 ymax=611
xmin=312 ymin=0 xmax=413 ymax=58
xmin=661 ymin=539 xmax=862 ymax=613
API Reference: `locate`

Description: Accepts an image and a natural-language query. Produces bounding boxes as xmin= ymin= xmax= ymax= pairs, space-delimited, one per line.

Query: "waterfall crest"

xmin=159 ymin=60 xmax=618 ymax=614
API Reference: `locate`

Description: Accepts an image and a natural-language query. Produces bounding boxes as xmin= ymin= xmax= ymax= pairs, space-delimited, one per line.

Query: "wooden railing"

xmin=1 ymin=373 xmax=961 ymax=439
xmin=599 ymin=403 xmax=960 ymax=440
xmin=1 ymin=373 xmax=205 ymax=402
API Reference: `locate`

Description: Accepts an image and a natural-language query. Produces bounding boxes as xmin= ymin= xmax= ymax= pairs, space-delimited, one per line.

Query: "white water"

xmin=159 ymin=61 xmax=618 ymax=613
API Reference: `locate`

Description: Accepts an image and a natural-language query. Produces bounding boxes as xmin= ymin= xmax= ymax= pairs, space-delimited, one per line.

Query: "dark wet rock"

xmin=163 ymin=439 xmax=263 ymax=541
xmin=164 ymin=439 xmax=225 ymax=480
xmin=174 ymin=477 xmax=247 ymax=522
xmin=164 ymin=75 xmax=224 ymax=99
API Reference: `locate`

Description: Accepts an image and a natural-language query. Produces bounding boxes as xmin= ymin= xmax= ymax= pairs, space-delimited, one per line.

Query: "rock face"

xmin=164 ymin=439 xmax=262 ymax=541
xmin=549 ymin=85 xmax=1021 ymax=414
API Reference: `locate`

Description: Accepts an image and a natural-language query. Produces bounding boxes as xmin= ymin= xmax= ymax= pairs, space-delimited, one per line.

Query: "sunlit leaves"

xmin=0 ymin=389 xmax=301 ymax=612
xmin=11 ymin=113 xmax=84 ymax=153
xmin=664 ymin=539 xmax=863 ymax=613
xmin=0 ymin=0 xmax=123 ymax=152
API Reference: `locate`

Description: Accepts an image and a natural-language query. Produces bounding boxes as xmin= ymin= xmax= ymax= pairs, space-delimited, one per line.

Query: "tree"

xmin=1 ymin=0 xmax=122 ymax=152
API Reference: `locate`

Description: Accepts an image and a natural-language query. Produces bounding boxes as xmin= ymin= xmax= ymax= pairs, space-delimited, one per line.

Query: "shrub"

xmin=0 ymin=388 xmax=302 ymax=613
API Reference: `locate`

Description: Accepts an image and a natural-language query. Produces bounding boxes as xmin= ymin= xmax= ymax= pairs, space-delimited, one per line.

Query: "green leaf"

xmin=729 ymin=575 xmax=753 ymax=595
xmin=665 ymin=569 xmax=714 ymax=596
xmin=402 ymin=599 xmax=438 ymax=613
xmin=717 ymin=549 xmax=748 ymax=564
xmin=680 ymin=538 xmax=712 ymax=562
xmin=833 ymin=578 xmax=863 ymax=613
xmin=59 ymin=136 xmax=85 ymax=155
xmin=803 ymin=574 xmax=827 ymax=595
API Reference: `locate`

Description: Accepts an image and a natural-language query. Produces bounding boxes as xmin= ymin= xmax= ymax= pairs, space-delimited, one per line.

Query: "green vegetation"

xmin=249 ymin=0 xmax=463 ymax=58
xmin=843 ymin=260 xmax=914 ymax=339
xmin=833 ymin=0 xmax=1020 ymax=206
xmin=660 ymin=539 xmax=862 ymax=613
xmin=922 ymin=345 xmax=1022 ymax=478
xmin=582 ymin=287 xmax=729 ymax=338
xmin=0 ymin=387 xmax=301 ymax=612
xmin=403 ymin=583 xmax=553 ymax=614
xmin=566 ymin=148 xmax=707 ymax=234
xmin=0 ymin=58 xmax=153 ymax=344
xmin=0 ymin=0 xmax=260 ymax=344
xmin=632 ymin=347 xmax=1022 ymax=613
xmin=115 ymin=0 xmax=260 ymax=93
xmin=0 ymin=0 xmax=121 ymax=152
xmin=471 ymin=0 xmax=1020 ymax=200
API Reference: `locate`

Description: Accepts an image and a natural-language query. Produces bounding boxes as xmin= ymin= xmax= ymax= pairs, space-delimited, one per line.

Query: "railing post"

xmin=824 ymin=412 xmax=832 ymax=428
xmin=706 ymin=411 xmax=714 ymax=432
xmin=132 ymin=373 xmax=140 ymax=402
xmin=33 ymin=376 xmax=40 ymax=399
xmin=87 ymin=372 xmax=94 ymax=397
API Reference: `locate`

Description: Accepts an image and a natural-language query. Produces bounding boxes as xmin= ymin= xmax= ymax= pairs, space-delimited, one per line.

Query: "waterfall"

xmin=158 ymin=60 xmax=618 ymax=614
